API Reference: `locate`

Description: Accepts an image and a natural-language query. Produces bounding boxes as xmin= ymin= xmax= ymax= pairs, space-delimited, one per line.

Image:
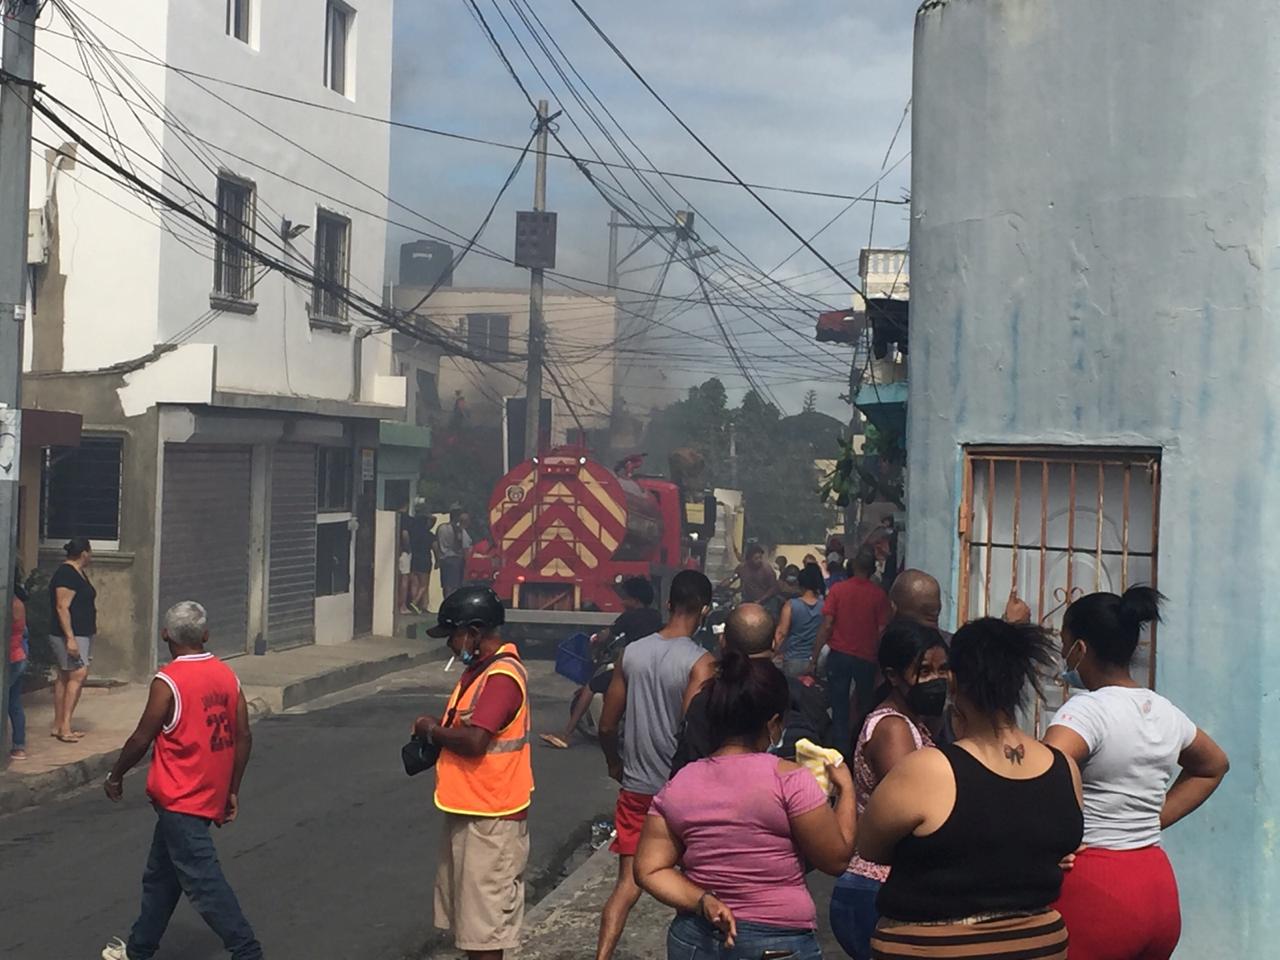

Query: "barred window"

xmin=41 ymin=436 xmax=124 ymax=546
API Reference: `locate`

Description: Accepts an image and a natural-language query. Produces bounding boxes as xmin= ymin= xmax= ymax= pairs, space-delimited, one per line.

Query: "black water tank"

xmin=400 ymin=240 xmax=454 ymax=288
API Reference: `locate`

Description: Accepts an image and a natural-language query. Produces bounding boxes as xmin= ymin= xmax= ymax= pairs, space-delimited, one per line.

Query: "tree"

xmin=803 ymin=389 xmax=818 ymax=413
xmin=641 ymin=379 xmax=831 ymax=547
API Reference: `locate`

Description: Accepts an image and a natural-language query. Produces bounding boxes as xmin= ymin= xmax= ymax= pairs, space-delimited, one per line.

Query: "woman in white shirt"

xmin=1044 ymin=587 xmax=1229 ymax=960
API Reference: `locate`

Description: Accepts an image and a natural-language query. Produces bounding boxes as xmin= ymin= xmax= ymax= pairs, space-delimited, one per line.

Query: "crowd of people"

xmin=72 ymin=548 xmax=1226 ymax=960
xmin=535 ymin=558 xmax=1230 ymax=960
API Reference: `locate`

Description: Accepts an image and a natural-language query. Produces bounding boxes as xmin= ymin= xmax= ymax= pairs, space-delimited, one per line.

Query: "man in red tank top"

xmin=99 ymin=601 xmax=262 ymax=960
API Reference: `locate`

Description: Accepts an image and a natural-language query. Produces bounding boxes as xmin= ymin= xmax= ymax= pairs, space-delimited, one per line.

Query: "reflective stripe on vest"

xmin=434 ymin=644 xmax=535 ymax=817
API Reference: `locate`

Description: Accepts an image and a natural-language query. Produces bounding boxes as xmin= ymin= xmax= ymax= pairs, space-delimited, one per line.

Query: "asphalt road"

xmin=0 ymin=661 xmax=618 ymax=960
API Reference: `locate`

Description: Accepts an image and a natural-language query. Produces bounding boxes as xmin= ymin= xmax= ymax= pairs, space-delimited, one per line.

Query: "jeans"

xmin=126 ymin=809 xmax=263 ymax=960
xmin=829 ymin=872 xmax=881 ymax=960
xmin=826 ymin=651 xmax=878 ymax=753
xmin=7 ymin=658 xmax=26 ymax=749
xmin=439 ymin=556 xmax=465 ymax=599
xmin=667 ymin=912 xmax=821 ymax=960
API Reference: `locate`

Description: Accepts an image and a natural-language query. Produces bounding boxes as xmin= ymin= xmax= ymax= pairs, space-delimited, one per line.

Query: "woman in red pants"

xmin=1045 ymin=587 xmax=1230 ymax=959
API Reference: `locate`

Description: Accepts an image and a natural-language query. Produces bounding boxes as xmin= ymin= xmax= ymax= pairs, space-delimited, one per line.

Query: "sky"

xmin=388 ymin=0 xmax=917 ymax=419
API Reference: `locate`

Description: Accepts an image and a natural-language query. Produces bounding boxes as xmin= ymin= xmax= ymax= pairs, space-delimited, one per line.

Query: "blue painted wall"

xmin=910 ymin=1 xmax=1278 ymax=954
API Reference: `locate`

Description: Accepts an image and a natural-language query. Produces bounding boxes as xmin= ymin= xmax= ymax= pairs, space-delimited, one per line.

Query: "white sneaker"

xmin=101 ymin=937 xmax=128 ymax=960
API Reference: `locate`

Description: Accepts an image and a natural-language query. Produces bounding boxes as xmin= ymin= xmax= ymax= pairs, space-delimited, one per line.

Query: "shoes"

xmin=102 ymin=937 xmax=128 ymax=959
xmin=8 ymin=749 xmax=26 ymax=761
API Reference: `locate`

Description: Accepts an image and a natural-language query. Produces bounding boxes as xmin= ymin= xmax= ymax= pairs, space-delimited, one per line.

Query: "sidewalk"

xmin=0 ymin=634 xmax=441 ymax=816
xmin=514 ymin=846 xmax=842 ymax=960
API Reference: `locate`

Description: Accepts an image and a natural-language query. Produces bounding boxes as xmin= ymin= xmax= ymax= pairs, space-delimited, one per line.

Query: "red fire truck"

xmin=464 ymin=447 xmax=713 ymax=613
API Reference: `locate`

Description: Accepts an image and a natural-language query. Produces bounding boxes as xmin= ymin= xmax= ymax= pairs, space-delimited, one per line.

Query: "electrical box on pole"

xmin=514 ymin=210 xmax=557 ymax=269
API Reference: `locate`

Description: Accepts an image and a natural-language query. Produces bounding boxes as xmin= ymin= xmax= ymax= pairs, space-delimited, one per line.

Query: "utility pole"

xmin=523 ymin=99 xmax=549 ymax=461
xmin=0 ymin=1 xmax=39 ymax=760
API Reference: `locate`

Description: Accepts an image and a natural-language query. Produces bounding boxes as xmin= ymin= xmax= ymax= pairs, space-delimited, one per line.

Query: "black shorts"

xmin=588 ymin=666 xmax=614 ymax=695
xmin=411 ymin=553 xmax=432 ymax=574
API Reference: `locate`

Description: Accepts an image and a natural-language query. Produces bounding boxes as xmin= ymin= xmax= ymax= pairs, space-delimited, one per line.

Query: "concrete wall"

xmin=21 ymin=375 xmax=161 ymax=682
xmin=910 ymin=1 xmax=1277 ymax=953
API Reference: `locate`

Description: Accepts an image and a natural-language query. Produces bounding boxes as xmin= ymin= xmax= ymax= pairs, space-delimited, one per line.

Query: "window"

xmin=312 ymin=210 xmax=350 ymax=322
xmin=317 ymin=447 xmax=353 ymax=512
xmin=382 ymin=478 xmax=411 ymax=512
xmin=315 ymin=521 xmax=351 ymax=596
xmin=214 ymin=175 xmax=255 ymax=302
xmin=41 ymin=436 xmax=124 ymax=546
xmin=226 ymin=0 xmax=251 ymax=43
xmin=959 ymin=446 xmax=1161 ymax=724
xmin=324 ymin=1 xmax=353 ymax=95
xmin=465 ymin=313 xmax=511 ymax=359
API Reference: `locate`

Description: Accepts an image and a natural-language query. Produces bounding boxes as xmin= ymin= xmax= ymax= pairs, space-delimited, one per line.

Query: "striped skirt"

xmin=870 ymin=910 xmax=1068 ymax=958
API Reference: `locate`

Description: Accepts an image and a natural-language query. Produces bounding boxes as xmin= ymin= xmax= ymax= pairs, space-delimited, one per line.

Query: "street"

xmin=0 ymin=660 xmax=617 ymax=960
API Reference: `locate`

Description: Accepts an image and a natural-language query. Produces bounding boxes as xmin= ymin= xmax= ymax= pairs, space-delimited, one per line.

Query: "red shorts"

xmin=610 ymin=789 xmax=654 ymax=856
xmin=1054 ymin=845 xmax=1181 ymax=960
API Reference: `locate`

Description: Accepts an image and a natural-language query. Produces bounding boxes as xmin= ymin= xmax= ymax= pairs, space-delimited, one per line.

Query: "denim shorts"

xmin=667 ymin=912 xmax=821 ymax=960
xmin=49 ymin=635 xmax=93 ymax=672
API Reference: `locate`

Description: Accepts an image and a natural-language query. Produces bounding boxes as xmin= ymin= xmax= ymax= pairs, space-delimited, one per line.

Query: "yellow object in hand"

xmin=794 ymin=738 xmax=844 ymax=793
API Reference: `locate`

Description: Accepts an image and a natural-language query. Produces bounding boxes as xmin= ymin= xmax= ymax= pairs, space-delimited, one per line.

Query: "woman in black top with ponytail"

xmin=856 ymin=618 xmax=1084 ymax=959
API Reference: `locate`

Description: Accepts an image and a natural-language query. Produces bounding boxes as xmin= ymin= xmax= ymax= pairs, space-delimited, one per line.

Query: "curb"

xmin=520 ymin=843 xmax=617 ymax=934
xmin=273 ymin=649 xmax=439 ymax=711
xmin=0 ymin=698 xmax=275 ymax=819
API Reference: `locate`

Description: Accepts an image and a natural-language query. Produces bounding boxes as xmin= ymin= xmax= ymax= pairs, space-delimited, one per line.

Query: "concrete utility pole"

xmin=0 ymin=1 xmax=40 ymax=759
xmin=523 ymin=99 xmax=549 ymax=461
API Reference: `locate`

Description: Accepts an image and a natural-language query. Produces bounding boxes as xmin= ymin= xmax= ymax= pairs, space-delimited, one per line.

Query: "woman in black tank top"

xmin=855 ymin=618 xmax=1084 ymax=959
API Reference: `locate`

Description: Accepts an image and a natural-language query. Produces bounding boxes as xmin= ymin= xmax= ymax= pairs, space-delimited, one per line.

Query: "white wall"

xmin=28 ymin=0 xmax=396 ymax=402
xmin=159 ymin=0 xmax=394 ymax=401
xmin=27 ymin=1 xmax=172 ymax=369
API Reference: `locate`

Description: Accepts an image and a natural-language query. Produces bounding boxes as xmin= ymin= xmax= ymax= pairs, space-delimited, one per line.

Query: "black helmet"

xmin=427 ymin=586 xmax=506 ymax=638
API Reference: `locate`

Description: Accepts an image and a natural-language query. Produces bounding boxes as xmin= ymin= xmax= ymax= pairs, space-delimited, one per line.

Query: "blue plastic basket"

xmin=555 ymin=632 xmax=594 ymax=686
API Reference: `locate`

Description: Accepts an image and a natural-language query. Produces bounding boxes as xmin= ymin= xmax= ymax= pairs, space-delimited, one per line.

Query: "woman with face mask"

xmin=828 ymin=619 xmax=949 ymax=959
xmin=635 ymin=650 xmax=856 ymax=959
xmin=1044 ymin=588 xmax=1229 ymax=960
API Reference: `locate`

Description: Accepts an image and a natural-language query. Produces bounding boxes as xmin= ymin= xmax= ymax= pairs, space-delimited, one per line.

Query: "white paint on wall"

xmin=117 ymin=344 xmax=217 ymax=417
xmin=373 ymin=509 xmax=397 ymax=636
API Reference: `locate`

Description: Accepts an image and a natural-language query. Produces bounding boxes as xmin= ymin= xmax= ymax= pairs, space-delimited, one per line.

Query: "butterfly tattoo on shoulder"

xmin=1003 ymin=743 xmax=1026 ymax=765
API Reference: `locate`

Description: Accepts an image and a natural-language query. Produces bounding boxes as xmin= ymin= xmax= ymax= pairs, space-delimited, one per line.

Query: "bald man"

xmin=888 ymin=569 xmax=944 ymax=632
xmin=670 ymin=603 xmax=831 ymax=774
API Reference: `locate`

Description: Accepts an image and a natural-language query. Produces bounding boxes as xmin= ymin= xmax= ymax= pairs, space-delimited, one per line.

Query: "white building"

xmin=392 ymin=284 xmax=618 ymax=465
xmin=19 ymin=0 xmax=406 ymax=680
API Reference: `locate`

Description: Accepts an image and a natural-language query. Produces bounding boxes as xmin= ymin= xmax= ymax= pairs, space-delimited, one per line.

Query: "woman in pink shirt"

xmin=636 ymin=650 xmax=856 ymax=958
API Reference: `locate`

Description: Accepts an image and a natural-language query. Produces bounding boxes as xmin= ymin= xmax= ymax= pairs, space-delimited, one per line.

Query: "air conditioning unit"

xmin=27 ymin=209 xmax=47 ymax=265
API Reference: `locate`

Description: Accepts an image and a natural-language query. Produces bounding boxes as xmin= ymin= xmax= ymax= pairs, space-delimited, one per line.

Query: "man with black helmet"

xmin=413 ymin=587 xmax=532 ymax=960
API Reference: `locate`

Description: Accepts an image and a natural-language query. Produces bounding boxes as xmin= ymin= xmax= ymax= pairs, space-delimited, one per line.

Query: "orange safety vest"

xmin=434 ymin=643 xmax=534 ymax=817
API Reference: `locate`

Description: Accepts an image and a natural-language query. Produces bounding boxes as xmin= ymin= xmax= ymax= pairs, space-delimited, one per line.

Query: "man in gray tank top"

xmin=596 ymin=570 xmax=715 ymax=960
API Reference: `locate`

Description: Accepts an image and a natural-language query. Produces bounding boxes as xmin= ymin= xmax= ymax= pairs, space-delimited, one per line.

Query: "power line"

xmin=565 ymin=0 xmax=866 ymax=298
xmin=43 ymin=3 xmax=897 ymax=205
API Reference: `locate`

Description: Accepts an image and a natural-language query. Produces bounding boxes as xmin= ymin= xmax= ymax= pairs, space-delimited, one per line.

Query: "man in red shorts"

xmin=596 ymin=570 xmax=716 ymax=960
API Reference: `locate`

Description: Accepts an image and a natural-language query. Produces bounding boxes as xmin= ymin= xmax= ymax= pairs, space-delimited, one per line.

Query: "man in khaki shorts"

xmin=414 ymin=586 xmax=533 ymax=960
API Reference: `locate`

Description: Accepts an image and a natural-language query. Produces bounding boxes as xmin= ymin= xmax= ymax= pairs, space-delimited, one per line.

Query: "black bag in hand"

xmin=401 ymin=735 xmax=442 ymax=776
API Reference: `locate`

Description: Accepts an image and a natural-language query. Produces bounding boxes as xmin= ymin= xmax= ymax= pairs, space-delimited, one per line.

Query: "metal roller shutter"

xmin=267 ymin=444 xmax=317 ymax=650
xmin=158 ymin=444 xmax=253 ymax=657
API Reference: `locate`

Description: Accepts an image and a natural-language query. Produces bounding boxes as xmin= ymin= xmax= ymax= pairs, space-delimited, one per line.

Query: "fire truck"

xmin=464 ymin=447 xmax=717 ymax=615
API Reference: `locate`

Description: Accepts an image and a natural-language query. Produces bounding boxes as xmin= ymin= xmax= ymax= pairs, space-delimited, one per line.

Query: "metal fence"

xmin=958 ymin=447 xmax=1162 ymax=727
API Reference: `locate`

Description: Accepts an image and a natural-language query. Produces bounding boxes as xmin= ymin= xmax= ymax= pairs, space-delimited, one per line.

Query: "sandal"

xmin=539 ymin=734 xmax=570 ymax=749
xmin=54 ymin=732 xmax=83 ymax=743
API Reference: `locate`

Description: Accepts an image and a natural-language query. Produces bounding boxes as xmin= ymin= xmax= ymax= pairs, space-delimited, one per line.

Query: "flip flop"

xmin=54 ymin=733 xmax=81 ymax=743
xmin=539 ymin=734 xmax=570 ymax=749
